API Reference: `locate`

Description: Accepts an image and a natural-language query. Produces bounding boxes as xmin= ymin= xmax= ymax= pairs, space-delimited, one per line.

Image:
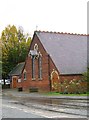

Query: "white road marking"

xmin=2 ymin=104 xmax=69 ymax=118
xmin=2 ymin=103 xmax=84 ymax=118
xmin=2 ymin=104 xmax=50 ymax=118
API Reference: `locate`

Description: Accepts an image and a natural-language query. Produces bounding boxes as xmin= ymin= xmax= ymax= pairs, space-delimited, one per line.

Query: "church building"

xmin=16 ymin=31 xmax=87 ymax=92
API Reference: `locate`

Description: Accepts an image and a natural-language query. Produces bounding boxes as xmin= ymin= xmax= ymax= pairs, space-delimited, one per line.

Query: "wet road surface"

xmin=2 ymin=89 xmax=89 ymax=118
xmin=13 ymin=97 xmax=88 ymax=117
xmin=2 ymin=98 xmax=44 ymax=118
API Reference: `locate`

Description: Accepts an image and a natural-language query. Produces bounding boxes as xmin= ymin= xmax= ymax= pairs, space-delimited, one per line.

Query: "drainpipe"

xmin=48 ymin=54 xmax=51 ymax=91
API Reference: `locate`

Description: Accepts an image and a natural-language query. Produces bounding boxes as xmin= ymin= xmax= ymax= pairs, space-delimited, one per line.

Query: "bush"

xmin=53 ymin=79 xmax=87 ymax=94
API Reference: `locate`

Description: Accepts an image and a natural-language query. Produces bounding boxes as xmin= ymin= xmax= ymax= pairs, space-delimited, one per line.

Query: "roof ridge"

xmin=35 ymin=30 xmax=88 ymax=36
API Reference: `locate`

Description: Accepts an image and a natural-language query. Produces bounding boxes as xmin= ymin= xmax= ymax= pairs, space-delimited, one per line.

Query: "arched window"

xmin=38 ymin=55 xmax=42 ymax=79
xmin=24 ymin=72 xmax=27 ymax=80
xmin=32 ymin=56 xmax=35 ymax=79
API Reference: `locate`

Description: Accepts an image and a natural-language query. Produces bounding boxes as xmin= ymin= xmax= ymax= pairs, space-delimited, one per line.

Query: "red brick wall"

xmin=60 ymin=75 xmax=82 ymax=83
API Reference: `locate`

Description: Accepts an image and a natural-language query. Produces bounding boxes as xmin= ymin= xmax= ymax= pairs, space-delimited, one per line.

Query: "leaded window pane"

xmin=38 ymin=56 xmax=42 ymax=79
xmin=32 ymin=56 xmax=35 ymax=79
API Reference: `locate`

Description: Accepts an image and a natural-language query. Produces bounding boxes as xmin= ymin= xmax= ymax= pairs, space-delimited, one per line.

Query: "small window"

xmin=24 ymin=72 xmax=26 ymax=80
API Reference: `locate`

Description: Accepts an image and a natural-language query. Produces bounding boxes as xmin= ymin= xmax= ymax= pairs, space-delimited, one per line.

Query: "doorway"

xmin=51 ymin=70 xmax=59 ymax=91
xmin=12 ymin=76 xmax=17 ymax=88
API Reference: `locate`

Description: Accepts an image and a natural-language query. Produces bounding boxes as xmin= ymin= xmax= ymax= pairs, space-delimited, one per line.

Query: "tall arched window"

xmin=24 ymin=72 xmax=27 ymax=80
xmin=38 ymin=55 xmax=42 ymax=79
xmin=23 ymin=69 xmax=27 ymax=80
xmin=32 ymin=56 xmax=35 ymax=79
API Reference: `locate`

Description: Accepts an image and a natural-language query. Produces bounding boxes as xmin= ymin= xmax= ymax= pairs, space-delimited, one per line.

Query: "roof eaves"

xmin=9 ymin=62 xmax=25 ymax=76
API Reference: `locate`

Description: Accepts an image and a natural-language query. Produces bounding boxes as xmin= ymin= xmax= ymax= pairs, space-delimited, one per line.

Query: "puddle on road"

xmin=3 ymin=93 xmax=87 ymax=108
xmin=19 ymin=97 xmax=87 ymax=108
xmin=21 ymin=97 xmax=63 ymax=106
xmin=21 ymin=97 xmax=82 ymax=105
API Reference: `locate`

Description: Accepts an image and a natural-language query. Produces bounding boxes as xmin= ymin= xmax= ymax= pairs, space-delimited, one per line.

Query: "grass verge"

xmin=43 ymin=92 xmax=89 ymax=96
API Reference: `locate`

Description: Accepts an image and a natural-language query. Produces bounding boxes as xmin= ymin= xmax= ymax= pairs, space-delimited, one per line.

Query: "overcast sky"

xmin=0 ymin=0 xmax=88 ymax=36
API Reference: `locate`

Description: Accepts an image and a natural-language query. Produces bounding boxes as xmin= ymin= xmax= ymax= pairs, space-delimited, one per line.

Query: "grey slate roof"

xmin=36 ymin=31 xmax=87 ymax=74
xmin=9 ymin=62 xmax=25 ymax=76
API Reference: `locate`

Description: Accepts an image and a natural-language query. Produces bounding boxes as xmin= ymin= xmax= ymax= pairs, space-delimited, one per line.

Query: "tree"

xmin=0 ymin=39 xmax=2 ymax=79
xmin=1 ymin=25 xmax=31 ymax=80
xmin=82 ymin=69 xmax=89 ymax=82
xmin=82 ymin=69 xmax=89 ymax=92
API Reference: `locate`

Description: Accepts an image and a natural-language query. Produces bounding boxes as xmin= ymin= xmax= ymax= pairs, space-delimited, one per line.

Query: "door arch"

xmin=51 ymin=69 xmax=60 ymax=91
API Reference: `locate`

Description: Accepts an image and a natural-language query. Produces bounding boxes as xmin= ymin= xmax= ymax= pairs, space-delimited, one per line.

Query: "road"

xmin=1 ymin=89 xmax=89 ymax=119
xmin=2 ymin=98 xmax=43 ymax=118
xmin=2 ymin=96 xmax=70 ymax=118
xmin=2 ymin=96 xmax=88 ymax=119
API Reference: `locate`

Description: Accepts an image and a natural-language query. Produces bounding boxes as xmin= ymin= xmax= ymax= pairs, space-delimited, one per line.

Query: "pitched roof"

xmin=9 ymin=62 xmax=25 ymax=76
xmin=35 ymin=31 xmax=87 ymax=74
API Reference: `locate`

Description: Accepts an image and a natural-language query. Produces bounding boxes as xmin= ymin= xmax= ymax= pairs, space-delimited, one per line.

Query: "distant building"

xmin=14 ymin=31 xmax=88 ymax=92
xmin=9 ymin=62 xmax=25 ymax=88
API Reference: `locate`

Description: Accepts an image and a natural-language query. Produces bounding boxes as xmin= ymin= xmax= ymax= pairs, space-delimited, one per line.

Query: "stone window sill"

xmin=32 ymin=78 xmax=36 ymax=80
xmin=38 ymin=78 xmax=42 ymax=80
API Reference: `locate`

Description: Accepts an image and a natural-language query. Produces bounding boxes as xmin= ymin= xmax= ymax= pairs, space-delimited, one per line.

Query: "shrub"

xmin=53 ymin=79 xmax=87 ymax=94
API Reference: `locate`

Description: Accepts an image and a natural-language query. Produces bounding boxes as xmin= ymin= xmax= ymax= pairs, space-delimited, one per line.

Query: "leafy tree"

xmin=82 ymin=69 xmax=89 ymax=92
xmin=1 ymin=25 xmax=31 ymax=81
xmin=82 ymin=69 xmax=89 ymax=82
xmin=0 ymin=39 xmax=2 ymax=79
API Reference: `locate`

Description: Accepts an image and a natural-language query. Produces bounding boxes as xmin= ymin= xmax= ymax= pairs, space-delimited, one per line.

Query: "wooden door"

xmin=12 ymin=77 xmax=17 ymax=88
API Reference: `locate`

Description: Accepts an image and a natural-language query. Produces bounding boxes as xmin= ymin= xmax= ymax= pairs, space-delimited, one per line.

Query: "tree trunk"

xmin=3 ymin=78 xmax=5 ymax=85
